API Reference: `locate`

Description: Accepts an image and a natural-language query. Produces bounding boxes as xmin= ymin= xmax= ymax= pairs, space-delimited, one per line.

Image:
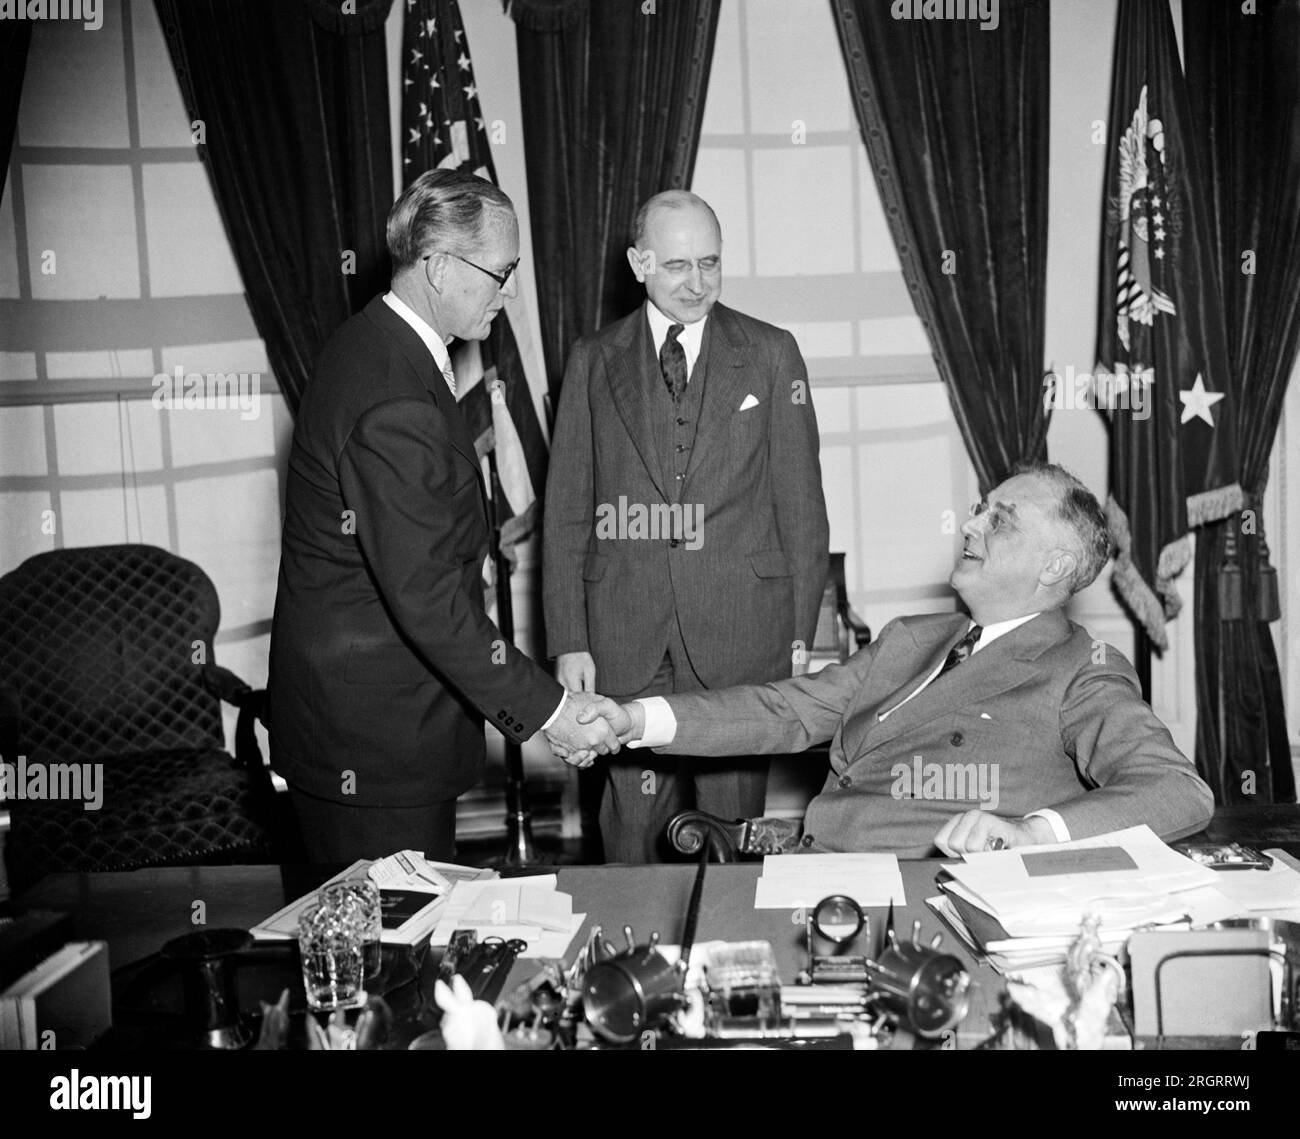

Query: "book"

xmin=1 ymin=940 xmax=112 ymax=1050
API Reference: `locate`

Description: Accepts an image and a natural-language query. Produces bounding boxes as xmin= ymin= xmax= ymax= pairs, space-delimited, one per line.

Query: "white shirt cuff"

xmin=1025 ymin=808 xmax=1070 ymax=843
xmin=540 ymin=691 xmax=568 ymax=732
xmin=629 ymin=696 xmax=677 ymax=748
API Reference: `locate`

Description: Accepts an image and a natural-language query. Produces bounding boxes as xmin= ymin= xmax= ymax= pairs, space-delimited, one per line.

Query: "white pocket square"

xmin=738 ymin=393 xmax=759 ymax=411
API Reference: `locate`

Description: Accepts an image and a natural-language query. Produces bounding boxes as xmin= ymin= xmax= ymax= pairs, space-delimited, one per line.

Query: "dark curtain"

xmin=1 ymin=21 xmax=32 ymax=205
xmin=511 ymin=0 xmax=720 ymax=399
xmin=830 ymin=0 xmax=1050 ymax=493
xmin=1186 ymin=1 xmax=1299 ymax=804
xmin=154 ymin=0 xmax=394 ymax=413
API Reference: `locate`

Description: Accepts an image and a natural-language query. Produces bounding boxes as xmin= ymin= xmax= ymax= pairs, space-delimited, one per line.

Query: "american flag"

xmin=401 ymin=0 xmax=548 ymax=562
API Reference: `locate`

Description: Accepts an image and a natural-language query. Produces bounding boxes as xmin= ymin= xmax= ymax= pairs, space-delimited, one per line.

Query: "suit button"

xmin=838 ymin=775 xmax=852 ymax=788
xmin=801 ymin=834 xmax=814 ymax=848
xmin=669 ymin=538 xmax=681 ymax=548
xmin=676 ymin=417 xmax=687 ymax=426
xmin=950 ymin=732 xmax=964 ymax=746
xmin=675 ymin=444 xmax=686 ymax=453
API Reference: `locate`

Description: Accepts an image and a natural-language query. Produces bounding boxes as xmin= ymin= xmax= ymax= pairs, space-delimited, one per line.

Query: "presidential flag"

xmin=401 ymin=0 xmax=548 ymax=563
xmin=1096 ymin=0 xmax=1240 ymax=650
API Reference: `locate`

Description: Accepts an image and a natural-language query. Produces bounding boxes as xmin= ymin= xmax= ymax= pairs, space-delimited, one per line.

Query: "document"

xmin=429 ymin=875 xmax=586 ymax=959
xmin=944 ymin=826 xmax=1231 ymax=938
xmin=753 ymin=853 xmax=906 ymax=910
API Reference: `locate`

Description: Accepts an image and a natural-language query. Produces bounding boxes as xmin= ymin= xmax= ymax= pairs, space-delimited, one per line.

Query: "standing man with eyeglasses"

xmin=543 ymin=190 xmax=830 ymax=862
xmin=269 ymin=169 xmax=619 ymax=862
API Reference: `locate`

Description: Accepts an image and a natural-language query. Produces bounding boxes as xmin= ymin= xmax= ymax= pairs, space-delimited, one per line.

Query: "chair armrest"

xmin=200 ymin=665 xmax=272 ymax=794
xmin=667 ymin=811 xmax=805 ymax=861
xmin=667 ymin=811 xmax=747 ymax=862
xmin=838 ymin=600 xmax=871 ymax=650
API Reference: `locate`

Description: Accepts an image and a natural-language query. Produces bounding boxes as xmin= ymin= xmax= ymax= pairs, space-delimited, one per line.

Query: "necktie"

xmin=660 ymin=323 xmax=687 ymax=400
xmin=935 ymin=624 xmax=983 ymax=680
xmin=439 ymin=360 xmax=456 ymax=399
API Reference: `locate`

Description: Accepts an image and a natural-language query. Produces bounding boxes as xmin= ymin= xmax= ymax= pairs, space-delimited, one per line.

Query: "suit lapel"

xmin=682 ymin=304 xmax=751 ymax=490
xmin=840 ymin=617 xmax=965 ymax=759
xmin=603 ymin=308 xmax=668 ymax=499
xmin=857 ymin=610 xmax=1070 ymax=756
xmin=362 ymin=296 xmax=490 ymax=524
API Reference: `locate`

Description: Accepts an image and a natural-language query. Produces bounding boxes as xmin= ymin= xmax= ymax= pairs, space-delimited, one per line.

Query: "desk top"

xmin=14 ymin=859 xmax=1002 ymax=1047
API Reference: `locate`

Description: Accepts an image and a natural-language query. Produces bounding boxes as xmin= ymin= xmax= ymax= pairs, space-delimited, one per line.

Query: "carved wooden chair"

xmin=667 ymin=553 xmax=870 ymax=862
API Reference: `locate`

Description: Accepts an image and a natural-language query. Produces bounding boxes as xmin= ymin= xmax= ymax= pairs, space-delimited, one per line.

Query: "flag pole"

xmin=485 ymin=448 xmax=540 ymax=867
xmin=1134 ymin=624 xmax=1152 ymax=706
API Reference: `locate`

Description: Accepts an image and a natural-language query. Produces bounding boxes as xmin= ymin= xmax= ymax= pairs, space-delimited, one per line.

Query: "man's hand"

xmin=556 ymin=652 xmax=596 ymax=692
xmin=933 ymin=810 xmax=1056 ymax=856
xmin=575 ymin=696 xmax=642 ymax=744
xmin=544 ymin=690 xmax=620 ymax=768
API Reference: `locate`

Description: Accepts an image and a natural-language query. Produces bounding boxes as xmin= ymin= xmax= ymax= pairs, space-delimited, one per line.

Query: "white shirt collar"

xmin=971 ymin=612 xmax=1041 ymax=653
xmin=383 ymin=291 xmax=453 ymax=377
xmin=645 ymin=300 xmax=707 ymax=380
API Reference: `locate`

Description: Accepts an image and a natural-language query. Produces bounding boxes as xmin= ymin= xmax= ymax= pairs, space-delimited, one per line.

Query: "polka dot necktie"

xmin=936 ymin=624 xmax=983 ymax=680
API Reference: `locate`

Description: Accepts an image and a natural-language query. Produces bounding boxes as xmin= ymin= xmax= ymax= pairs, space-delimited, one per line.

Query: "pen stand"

xmin=797 ymin=895 xmax=971 ymax=1039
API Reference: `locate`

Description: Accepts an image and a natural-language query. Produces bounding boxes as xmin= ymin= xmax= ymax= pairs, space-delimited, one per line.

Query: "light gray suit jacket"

xmin=659 ymin=609 xmax=1214 ymax=856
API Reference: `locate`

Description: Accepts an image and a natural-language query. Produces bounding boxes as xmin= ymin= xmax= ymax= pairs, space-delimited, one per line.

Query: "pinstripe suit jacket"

xmin=659 ymin=609 xmax=1214 ymax=856
xmin=543 ymin=302 xmax=829 ymax=696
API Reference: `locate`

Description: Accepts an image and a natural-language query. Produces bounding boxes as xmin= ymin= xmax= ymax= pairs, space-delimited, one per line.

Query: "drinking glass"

xmin=322 ymin=879 xmax=383 ymax=980
xmin=298 ymin=900 xmax=365 ymax=1011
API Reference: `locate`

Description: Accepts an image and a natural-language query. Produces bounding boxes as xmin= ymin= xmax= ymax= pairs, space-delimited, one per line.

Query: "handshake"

xmin=542 ymin=691 xmax=644 ymax=768
xmin=540 ymin=652 xmax=645 ymax=768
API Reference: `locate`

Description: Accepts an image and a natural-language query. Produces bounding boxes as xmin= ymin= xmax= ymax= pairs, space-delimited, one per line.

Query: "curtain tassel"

xmin=1257 ymin=530 xmax=1280 ymax=623
xmin=1218 ymin=521 xmax=1244 ymax=620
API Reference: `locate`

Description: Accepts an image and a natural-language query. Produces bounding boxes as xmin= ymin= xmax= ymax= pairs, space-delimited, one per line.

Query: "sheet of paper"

xmin=459 ymin=882 xmax=573 ymax=932
xmin=1201 ymin=853 xmax=1300 ymax=914
xmin=753 ymin=853 xmax=905 ymax=910
xmin=429 ymin=875 xmax=586 ymax=959
xmin=945 ymin=825 xmax=1223 ymax=936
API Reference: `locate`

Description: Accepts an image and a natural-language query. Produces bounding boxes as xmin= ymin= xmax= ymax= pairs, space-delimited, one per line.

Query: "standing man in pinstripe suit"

xmin=544 ymin=190 xmax=829 ymax=862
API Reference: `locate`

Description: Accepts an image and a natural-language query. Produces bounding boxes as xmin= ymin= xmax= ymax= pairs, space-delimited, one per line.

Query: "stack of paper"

xmin=429 ymin=875 xmax=586 ymax=959
xmin=753 ymin=853 xmax=906 ymax=910
xmin=927 ymin=826 xmax=1242 ymax=973
xmin=250 ymin=856 xmax=496 ymax=947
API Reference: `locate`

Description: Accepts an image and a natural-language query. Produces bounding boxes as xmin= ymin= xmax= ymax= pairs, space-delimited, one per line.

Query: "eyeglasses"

xmin=653 ymin=255 xmax=721 ymax=277
xmin=968 ymin=500 xmax=1018 ymax=535
xmin=437 ymin=252 xmax=520 ymax=290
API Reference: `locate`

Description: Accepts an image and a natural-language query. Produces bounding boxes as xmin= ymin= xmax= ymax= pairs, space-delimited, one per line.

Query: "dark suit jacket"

xmin=268 ymin=296 xmax=563 ymax=807
xmin=543 ymin=302 xmax=829 ymax=696
xmin=660 ymin=610 xmax=1215 ymax=856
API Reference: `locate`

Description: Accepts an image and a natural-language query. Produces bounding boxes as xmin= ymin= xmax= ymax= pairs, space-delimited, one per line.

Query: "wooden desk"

xmin=13 ymin=859 xmax=1000 ymax=1048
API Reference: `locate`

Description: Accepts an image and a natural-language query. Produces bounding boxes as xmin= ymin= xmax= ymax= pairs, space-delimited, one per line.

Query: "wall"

xmin=0 ymin=0 xmax=288 ymax=764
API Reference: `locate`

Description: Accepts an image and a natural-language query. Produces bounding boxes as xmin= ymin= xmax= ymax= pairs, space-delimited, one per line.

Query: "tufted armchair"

xmin=0 ymin=545 xmax=277 ymax=891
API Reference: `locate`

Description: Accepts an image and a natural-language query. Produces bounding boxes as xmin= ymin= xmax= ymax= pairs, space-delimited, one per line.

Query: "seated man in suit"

xmin=574 ymin=462 xmax=1215 ymax=857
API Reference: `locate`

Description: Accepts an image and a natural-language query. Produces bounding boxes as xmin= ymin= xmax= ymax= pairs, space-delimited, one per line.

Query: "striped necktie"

xmin=440 ymin=359 xmax=456 ymax=399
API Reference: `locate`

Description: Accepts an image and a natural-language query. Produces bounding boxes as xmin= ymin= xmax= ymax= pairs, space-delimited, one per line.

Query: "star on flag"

xmin=1178 ymin=375 xmax=1226 ymax=426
